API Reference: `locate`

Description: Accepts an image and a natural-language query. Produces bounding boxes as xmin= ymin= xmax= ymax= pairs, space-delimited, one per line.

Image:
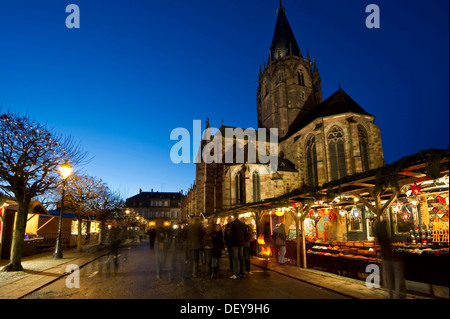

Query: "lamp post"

xmin=53 ymin=161 xmax=72 ymax=259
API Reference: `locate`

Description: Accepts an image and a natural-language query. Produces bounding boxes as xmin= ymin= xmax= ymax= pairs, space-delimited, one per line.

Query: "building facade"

xmin=126 ymin=190 xmax=184 ymax=224
xmin=182 ymin=3 xmax=384 ymax=216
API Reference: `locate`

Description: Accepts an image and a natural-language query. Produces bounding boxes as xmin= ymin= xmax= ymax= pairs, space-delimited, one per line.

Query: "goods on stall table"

xmin=432 ymin=218 xmax=449 ymax=244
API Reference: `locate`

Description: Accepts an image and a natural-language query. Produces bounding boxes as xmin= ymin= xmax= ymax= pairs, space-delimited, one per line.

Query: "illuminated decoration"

xmin=436 ymin=195 xmax=446 ymax=204
xmin=432 ymin=218 xmax=449 ymax=244
xmin=329 ymin=211 xmax=337 ymax=221
xmin=275 ymin=210 xmax=284 ymax=217
xmin=403 ymin=210 xmax=410 ymax=221
xmin=409 ymin=182 xmax=422 ymax=195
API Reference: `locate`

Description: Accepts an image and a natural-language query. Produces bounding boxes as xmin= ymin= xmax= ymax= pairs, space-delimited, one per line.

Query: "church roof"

xmin=270 ymin=5 xmax=301 ymax=60
xmin=284 ymin=88 xmax=374 ymax=139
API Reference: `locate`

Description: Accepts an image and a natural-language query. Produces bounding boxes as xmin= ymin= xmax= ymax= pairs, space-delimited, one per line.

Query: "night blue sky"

xmin=0 ymin=0 xmax=448 ymax=199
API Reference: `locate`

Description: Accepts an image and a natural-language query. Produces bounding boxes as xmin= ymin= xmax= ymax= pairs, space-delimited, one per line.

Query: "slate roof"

xmin=126 ymin=192 xmax=182 ymax=201
xmin=284 ymin=88 xmax=374 ymax=139
xmin=270 ymin=6 xmax=301 ymax=60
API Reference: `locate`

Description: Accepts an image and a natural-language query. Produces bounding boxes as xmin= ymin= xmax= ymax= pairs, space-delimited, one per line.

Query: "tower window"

xmin=328 ymin=126 xmax=347 ymax=181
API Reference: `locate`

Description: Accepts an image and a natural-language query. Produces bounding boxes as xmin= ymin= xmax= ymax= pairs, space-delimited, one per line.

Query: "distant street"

xmin=24 ymin=241 xmax=349 ymax=299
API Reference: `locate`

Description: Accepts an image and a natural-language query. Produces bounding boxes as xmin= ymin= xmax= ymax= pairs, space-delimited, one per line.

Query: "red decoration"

xmin=436 ymin=196 xmax=446 ymax=204
xmin=409 ymin=183 xmax=422 ymax=195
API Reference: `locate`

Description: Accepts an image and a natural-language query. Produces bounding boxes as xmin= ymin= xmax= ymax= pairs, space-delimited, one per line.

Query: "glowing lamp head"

xmin=59 ymin=161 xmax=72 ymax=179
xmin=275 ymin=211 xmax=284 ymax=217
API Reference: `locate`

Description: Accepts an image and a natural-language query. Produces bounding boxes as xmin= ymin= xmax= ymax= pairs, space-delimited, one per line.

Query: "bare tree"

xmin=60 ymin=173 xmax=106 ymax=252
xmin=0 ymin=111 xmax=88 ymax=271
xmin=94 ymin=189 xmax=124 ymax=246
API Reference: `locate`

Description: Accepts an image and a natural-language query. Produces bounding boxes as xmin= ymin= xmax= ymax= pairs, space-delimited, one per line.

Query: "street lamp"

xmin=53 ymin=160 xmax=72 ymax=259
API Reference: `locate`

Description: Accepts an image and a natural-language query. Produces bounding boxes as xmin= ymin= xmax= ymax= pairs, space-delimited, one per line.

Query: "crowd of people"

xmin=147 ymin=213 xmax=291 ymax=282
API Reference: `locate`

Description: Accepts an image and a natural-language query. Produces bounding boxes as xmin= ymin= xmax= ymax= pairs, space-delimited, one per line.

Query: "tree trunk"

xmin=77 ymin=215 xmax=83 ymax=252
xmin=295 ymin=215 xmax=300 ymax=267
xmin=3 ymin=195 xmax=31 ymax=271
xmin=300 ymin=217 xmax=307 ymax=268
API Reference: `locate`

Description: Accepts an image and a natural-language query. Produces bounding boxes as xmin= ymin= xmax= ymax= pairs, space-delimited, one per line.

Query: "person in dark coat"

xmin=243 ymin=223 xmax=253 ymax=273
xmin=374 ymin=218 xmax=406 ymax=299
xmin=229 ymin=213 xmax=246 ymax=279
xmin=148 ymin=226 xmax=156 ymax=249
xmin=211 ymin=223 xmax=224 ymax=279
xmin=273 ymin=223 xmax=287 ymax=264
xmin=203 ymin=218 xmax=215 ymax=276
xmin=186 ymin=217 xmax=204 ymax=277
xmin=224 ymin=221 xmax=233 ymax=270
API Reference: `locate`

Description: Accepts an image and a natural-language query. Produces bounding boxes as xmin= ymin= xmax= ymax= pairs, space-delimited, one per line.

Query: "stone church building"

xmin=182 ymin=3 xmax=385 ymax=218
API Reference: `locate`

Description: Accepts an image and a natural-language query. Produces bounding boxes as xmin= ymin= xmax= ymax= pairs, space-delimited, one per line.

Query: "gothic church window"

xmin=252 ymin=171 xmax=261 ymax=202
xmin=327 ymin=126 xmax=347 ymax=181
xmin=306 ymin=135 xmax=318 ymax=186
xmin=358 ymin=125 xmax=370 ymax=172
xmin=235 ymin=171 xmax=244 ymax=205
xmin=263 ymin=81 xmax=269 ymax=97
xmin=298 ymin=71 xmax=305 ymax=86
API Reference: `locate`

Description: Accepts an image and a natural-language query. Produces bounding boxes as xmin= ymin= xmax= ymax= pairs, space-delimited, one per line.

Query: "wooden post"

xmin=295 ymin=208 xmax=300 ymax=267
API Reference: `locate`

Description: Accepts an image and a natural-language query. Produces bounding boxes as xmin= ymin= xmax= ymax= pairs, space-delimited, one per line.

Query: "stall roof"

xmin=321 ymin=148 xmax=449 ymax=199
xmin=211 ymin=148 xmax=449 ymax=217
xmin=48 ymin=210 xmax=77 ymax=218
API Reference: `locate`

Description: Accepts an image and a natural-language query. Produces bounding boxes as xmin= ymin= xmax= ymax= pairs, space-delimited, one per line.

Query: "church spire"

xmin=270 ymin=2 xmax=301 ymax=61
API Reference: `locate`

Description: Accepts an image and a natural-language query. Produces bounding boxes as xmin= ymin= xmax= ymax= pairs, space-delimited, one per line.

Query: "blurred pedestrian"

xmin=109 ymin=226 xmax=122 ymax=268
xmin=374 ymin=218 xmax=406 ymax=299
xmin=243 ymin=222 xmax=253 ymax=274
xmin=186 ymin=217 xmax=204 ymax=277
xmin=148 ymin=226 xmax=156 ymax=250
xmin=224 ymin=221 xmax=233 ymax=271
xmin=273 ymin=223 xmax=286 ymax=264
xmin=211 ymin=223 xmax=224 ymax=279
xmin=229 ymin=213 xmax=246 ymax=279
xmin=167 ymin=232 xmax=186 ymax=284
xmin=155 ymin=222 xmax=167 ymax=279
xmin=203 ymin=218 xmax=215 ymax=276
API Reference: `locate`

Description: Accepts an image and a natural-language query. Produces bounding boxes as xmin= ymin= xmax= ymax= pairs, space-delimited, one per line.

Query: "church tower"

xmin=257 ymin=2 xmax=322 ymax=138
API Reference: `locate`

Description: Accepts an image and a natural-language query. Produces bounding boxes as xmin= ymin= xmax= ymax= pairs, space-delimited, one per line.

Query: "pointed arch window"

xmin=328 ymin=126 xmax=347 ymax=180
xmin=235 ymin=171 xmax=245 ymax=205
xmin=298 ymin=71 xmax=305 ymax=86
xmin=264 ymin=81 xmax=269 ymax=97
xmin=306 ymin=135 xmax=318 ymax=186
xmin=252 ymin=171 xmax=261 ymax=202
xmin=358 ymin=125 xmax=370 ymax=172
